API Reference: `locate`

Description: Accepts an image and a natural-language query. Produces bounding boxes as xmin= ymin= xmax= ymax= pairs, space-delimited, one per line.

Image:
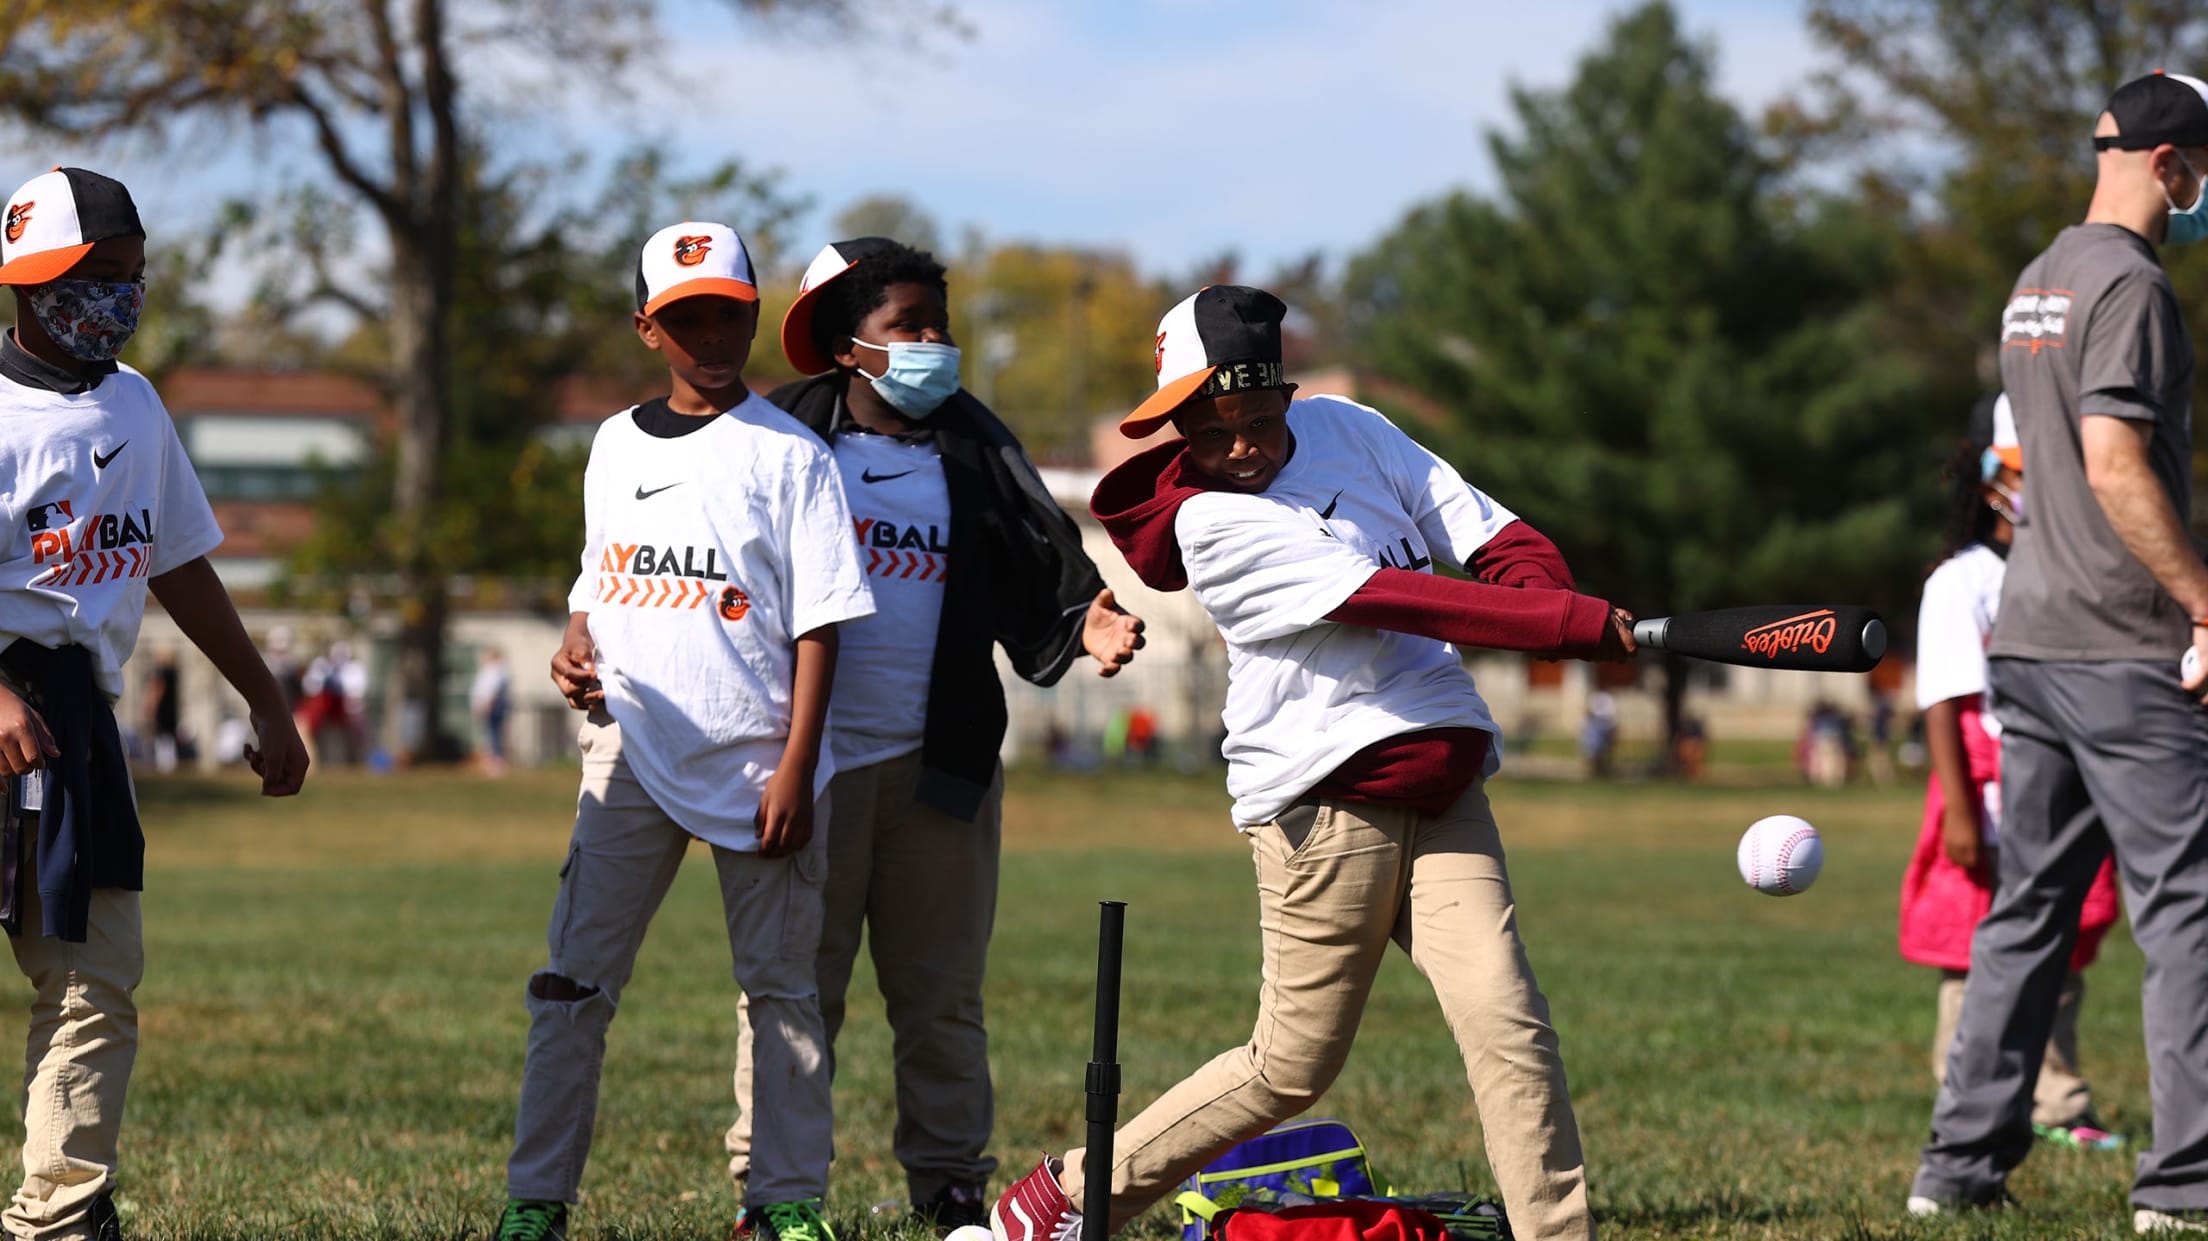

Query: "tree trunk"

xmin=388 ymin=237 xmax=453 ymax=762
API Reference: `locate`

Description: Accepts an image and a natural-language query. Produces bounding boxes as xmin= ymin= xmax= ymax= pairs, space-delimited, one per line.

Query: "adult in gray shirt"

xmin=1909 ymin=72 xmax=2208 ymax=1234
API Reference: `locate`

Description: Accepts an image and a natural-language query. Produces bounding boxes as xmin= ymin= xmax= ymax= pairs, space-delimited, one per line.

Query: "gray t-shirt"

xmin=1993 ymin=223 xmax=2195 ymax=661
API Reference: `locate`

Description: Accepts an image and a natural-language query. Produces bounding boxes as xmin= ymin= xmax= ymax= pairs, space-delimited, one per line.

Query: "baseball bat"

xmin=1631 ymin=604 xmax=1887 ymax=673
xmin=1085 ymin=901 xmax=1126 ymax=1233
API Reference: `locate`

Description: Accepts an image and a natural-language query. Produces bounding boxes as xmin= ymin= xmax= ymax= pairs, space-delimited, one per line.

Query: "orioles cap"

xmin=2095 ymin=71 xmax=2208 ymax=150
xmin=0 ymin=167 xmax=144 ymax=286
xmin=635 ymin=221 xmax=757 ymax=315
xmin=1989 ymin=392 xmax=2022 ymax=475
xmin=780 ymin=237 xmax=901 ymax=375
xmin=1121 ymin=285 xmax=1291 ymax=439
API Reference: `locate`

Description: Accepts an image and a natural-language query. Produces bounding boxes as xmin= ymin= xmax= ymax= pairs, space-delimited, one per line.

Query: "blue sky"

xmin=2 ymin=0 xmax=1828 ymax=304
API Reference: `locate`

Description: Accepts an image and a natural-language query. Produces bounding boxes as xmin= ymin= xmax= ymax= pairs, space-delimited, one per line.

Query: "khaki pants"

xmin=6 ymin=832 xmax=144 ymax=1241
xmin=505 ymin=713 xmax=833 ymax=1206
xmin=729 ymin=753 xmax=1002 ymax=1201
xmin=1935 ymin=969 xmax=2093 ymax=1129
xmin=1061 ymin=783 xmax=1593 ymax=1241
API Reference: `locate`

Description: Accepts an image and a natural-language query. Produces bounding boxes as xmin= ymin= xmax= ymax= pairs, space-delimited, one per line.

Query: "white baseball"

xmin=2184 ymin=646 xmax=2199 ymax=683
xmin=946 ymin=1226 xmax=994 ymax=1241
xmin=1737 ymin=814 xmax=1822 ymax=897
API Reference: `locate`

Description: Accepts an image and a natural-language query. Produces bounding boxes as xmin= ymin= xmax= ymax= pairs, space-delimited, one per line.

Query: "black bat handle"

xmin=1086 ymin=900 xmax=1126 ymax=1233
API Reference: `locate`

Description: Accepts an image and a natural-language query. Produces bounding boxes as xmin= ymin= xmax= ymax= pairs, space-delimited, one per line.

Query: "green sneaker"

xmin=496 ymin=1198 xmax=569 ymax=1241
xmin=753 ymin=1199 xmax=836 ymax=1241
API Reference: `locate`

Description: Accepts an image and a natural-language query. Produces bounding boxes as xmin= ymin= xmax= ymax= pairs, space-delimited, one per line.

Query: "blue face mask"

xmin=2165 ymin=154 xmax=2208 ymax=246
xmin=853 ymin=338 xmax=961 ymax=418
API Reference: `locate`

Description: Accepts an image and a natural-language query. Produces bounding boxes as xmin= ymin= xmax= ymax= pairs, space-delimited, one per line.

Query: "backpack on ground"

xmin=1173 ymin=1118 xmax=1384 ymax=1241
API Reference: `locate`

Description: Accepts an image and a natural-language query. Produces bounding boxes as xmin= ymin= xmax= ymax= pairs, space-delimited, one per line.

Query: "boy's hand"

xmin=1594 ymin=607 xmax=1638 ymax=662
xmin=0 ymin=685 xmax=57 ymax=777
xmin=551 ymin=622 xmax=602 ymax=710
xmin=244 ymin=710 xmax=309 ymax=796
xmin=1083 ymin=588 xmax=1146 ymax=677
xmin=754 ymin=766 xmax=814 ymax=859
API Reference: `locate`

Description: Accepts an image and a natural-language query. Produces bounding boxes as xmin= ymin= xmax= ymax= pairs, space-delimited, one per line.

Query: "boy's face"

xmin=833 ymin=280 xmax=953 ymax=374
xmin=634 ymin=295 xmax=758 ymax=393
xmin=69 ymin=234 xmax=147 ymax=283
xmin=1176 ymin=387 xmax=1293 ymax=493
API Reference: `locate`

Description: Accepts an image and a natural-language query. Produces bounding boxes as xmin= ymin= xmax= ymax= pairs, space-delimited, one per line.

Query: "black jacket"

xmin=770 ymin=374 xmax=1106 ymax=821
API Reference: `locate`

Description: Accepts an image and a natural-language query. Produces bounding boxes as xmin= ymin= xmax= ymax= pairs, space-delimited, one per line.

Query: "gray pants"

xmin=1913 ymin=659 xmax=2208 ymax=1212
xmin=506 ymin=714 xmax=834 ymax=1206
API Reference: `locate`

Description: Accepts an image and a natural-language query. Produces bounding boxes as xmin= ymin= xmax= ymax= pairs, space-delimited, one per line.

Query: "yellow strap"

xmin=1311 ymin=1177 xmax=1339 ymax=1197
xmin=1195 ymin=1146 xmax=1368 ymax=1182
xmin=1176 ymin=1192 xmax=1222 ymax=1222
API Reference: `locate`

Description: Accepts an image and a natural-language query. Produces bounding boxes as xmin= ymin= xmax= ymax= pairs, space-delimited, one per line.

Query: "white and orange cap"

xmin=0 ymin=167 xmax=144 ymax=286
xmin=1121 ymin=285 xmax=1292 ymax=438
xmin=1990 ymin=392 xmax=2022 ymax=473
xmin=780 ymin=237 xmax=901 ymax=375
xmin=634 ymin=221 xmax=757 ymax=315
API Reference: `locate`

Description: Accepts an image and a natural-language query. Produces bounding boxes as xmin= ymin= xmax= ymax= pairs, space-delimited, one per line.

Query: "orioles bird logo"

xmin=4 ymin=201 xmax=31 ymax=246
xmin=673 ymin=235 xmax=712 ymax=267
xmin=1154 ymin=331 xmax=1168 ymax=375
xmin=718 ymin=586 xmax=750 ymax=621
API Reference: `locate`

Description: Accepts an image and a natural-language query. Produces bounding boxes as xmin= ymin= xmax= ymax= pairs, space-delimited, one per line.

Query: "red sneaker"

xmin=992 ymin=1156 xmax=1082 ymax=1241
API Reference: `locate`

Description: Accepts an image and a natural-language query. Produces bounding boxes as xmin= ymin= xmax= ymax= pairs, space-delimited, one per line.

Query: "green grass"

xmin=0 ymin=767 xmax=2156 ymax=1238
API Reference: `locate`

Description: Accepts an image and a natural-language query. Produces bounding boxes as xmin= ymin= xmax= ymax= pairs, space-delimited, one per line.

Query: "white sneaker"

xmin=2138 ymin=1207 xmax=2208 ymax=1233
xmin=1905 ymin=1196 xmax=1949 ymax=1217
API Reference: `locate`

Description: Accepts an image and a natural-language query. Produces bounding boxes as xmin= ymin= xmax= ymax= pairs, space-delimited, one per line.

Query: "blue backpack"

xmin=1174 ymin=1118 xmax=1384 ymax=1241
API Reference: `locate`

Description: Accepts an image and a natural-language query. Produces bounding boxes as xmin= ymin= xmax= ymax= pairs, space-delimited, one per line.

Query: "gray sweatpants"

xmin=1912 ymin=659 xmax=2208 ymax=1213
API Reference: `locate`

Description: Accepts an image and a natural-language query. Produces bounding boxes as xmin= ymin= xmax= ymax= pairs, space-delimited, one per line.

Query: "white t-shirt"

xmin=1915 ymin=542 xmax=2005 ymax=729
xmin=567 ymin=395 xmax=875 ymax=848
xmin=0 ymin=365 xmax=223 ymax=698
xmin=828 ymin=430 xmax=949 ymax=768
xmin=1176 ymin=396 xmax=1518 ymax=828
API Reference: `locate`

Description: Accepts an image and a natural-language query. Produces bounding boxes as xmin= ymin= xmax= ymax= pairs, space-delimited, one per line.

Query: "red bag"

xmin=1216 ymin=1200 xmax=1455 ymax=1241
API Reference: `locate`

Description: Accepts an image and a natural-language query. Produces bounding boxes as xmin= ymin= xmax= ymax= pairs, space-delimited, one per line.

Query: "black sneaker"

xmin=917 ymin=1182 xmax=989 ymax=1232
xmin=89 ymin=1192 xmax=120 ymax=1241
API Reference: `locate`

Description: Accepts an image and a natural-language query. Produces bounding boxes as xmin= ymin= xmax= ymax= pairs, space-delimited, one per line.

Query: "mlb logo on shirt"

xmin=25 ymin=500 xmax=70 ymax=533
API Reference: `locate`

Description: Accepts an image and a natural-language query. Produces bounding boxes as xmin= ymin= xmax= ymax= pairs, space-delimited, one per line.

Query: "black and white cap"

xmin=0 ymin=167 xmax=144 ymax=286
xmin=634 ymin=221 xmax=758 ymax=315
xmin=1121 ymin=285 xmax=1291 ymax=438
xmin=780 ymin=237 xmax=901 ymax=375
xmin=2096 ymin=71 xmax=2208 ymax=150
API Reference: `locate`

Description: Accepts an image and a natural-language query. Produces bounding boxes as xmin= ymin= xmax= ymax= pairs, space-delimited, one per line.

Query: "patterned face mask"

xmin=26 ymin=278 xmax=144 ymax=363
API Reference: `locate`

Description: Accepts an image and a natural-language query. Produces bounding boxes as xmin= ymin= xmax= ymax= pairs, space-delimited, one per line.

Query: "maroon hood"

xmin=1090 ymin=439 xmax=1221 ymax=593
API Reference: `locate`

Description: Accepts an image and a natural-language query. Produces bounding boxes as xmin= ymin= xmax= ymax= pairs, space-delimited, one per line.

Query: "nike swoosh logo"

xmin=1318 ymin=492 xmax=1340 ymax=520
xmin=635 ymin=482 xmax=682 ymax=500
xmin=92 ymin=442 xmax=127 ymax=470
xmin=861 ymin=468 xmax=914 ymax=484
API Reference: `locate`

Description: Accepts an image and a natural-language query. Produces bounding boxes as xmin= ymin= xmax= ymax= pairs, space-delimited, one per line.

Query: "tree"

xmin=950 ymin=242 xmax=1163 ymax=460
xmin=831 ymin=193 xmax=942 ymax=254
xmin=1346 ymin=1 xmax=1939 ymax=756
xmin=1798 ymin=2 xmax=2208 ymax=447
xmin=0 ymin=0 xmax=950 ymax=760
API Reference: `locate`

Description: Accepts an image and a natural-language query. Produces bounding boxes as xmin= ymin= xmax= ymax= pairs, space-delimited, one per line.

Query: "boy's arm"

xmin=1470 ymin=520 xmax=1576 ymax=591
xmin=1324 ymin=567 xmax=1634 ymax=660
xmin=756 ymin=624 xmax=836 ymax=859
xmin=149 ymin=557 xmax=308 ymax=795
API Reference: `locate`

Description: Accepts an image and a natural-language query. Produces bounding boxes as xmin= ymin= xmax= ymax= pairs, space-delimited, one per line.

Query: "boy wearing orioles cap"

xmin=723 ymin=237 xmax=1143 ymax=1232
xmin=496 ymin=221 xmax=874 ymax=1241
xmin=0 ymin=165 xmax=308 ymax=1241
xmin=991 ymin=286 xmax=1633 ymax=1241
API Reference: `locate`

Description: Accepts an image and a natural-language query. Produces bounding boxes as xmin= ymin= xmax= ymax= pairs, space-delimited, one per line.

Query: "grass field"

xmin=0 ymin=765 xmax=2160 ymax=1239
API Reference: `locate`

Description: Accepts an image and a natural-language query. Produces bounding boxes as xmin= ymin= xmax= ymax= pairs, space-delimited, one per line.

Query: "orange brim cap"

xmin=642 ymin=276 xmax=758 ymax=316
xmin=780 ymin=259 xmax=858 ymax=375
xmin=0 ymin=242 xmax=91 ymax=286
xmin=1119 ymin=366 xmax=1215 ymax=439
xmin=1992 ymin=445 xmax=2023 ymax=472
